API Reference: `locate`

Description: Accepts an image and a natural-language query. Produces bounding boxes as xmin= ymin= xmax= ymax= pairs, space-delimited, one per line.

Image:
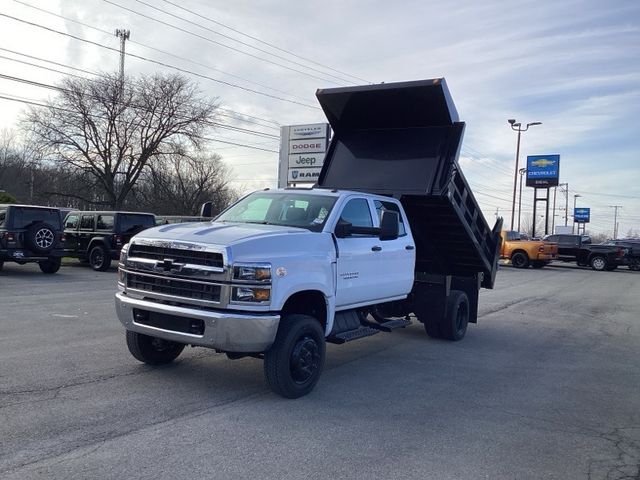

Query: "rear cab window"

xmin=374 ymin=200 xmax=407 ymax=236
xmin=97 ymin=215 xmax=115 ymax=230
xmin=117 ymin=214 xmax=155 ymax=234
xmin=12 ymin=207 xmax=62 ymax=230
xmin=0 ymin=208 xmax=6 ymax=228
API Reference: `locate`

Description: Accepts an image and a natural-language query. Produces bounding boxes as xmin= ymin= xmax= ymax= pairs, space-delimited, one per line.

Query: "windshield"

xmin=216 ymin=191 xmax=337 ymax=232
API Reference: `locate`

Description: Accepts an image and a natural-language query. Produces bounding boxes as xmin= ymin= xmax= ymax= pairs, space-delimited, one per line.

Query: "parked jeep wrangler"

xmin=63 ymin=211 xmax=155 ymax=271
xmin=0 ymin=204 xmax=64 ymax=273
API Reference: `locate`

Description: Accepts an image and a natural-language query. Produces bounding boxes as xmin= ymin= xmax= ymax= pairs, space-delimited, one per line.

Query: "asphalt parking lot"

xmin=1 ymin=261 xmax=639 ymax=479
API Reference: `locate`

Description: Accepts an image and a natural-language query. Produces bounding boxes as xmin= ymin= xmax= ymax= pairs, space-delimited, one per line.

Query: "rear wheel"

xmin=89 ymin=245 xmax=111 ymax=271
xmin=590 ymin=255 xmax=607 ymax=271
xmin=439 ymin=290 xmax=470 ymax=341
xmin=39 ymin=257 xmax=61 ymax=274
xmin=126 ymin=331 xmax=185 ymax=365
xmin=264 ymin=314 xmax=325 ymax=399
xmin=511 ymin=251 xmax=530 ymax=269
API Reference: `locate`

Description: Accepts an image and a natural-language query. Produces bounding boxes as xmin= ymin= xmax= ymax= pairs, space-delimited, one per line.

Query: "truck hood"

xmin=132 ymin=221 xmax=309 ymax=247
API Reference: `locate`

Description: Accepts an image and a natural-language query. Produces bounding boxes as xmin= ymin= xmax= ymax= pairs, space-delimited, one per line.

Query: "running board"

xmin=367 ymin=317 xmax=412 ymax=332
xmin=327 ymin=326 xmax=380 ymax=344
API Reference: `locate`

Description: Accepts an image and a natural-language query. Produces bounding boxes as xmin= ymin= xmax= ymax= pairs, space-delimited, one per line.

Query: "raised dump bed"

xmin=315 ymin=78 xmax=502 ymax=288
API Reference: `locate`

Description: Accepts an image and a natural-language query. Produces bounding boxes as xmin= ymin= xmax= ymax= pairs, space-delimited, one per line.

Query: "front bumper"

xmin=115 ymin=292 xmax=280 ymax=352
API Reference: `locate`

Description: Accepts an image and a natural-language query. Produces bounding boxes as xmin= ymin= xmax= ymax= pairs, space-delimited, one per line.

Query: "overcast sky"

xmin=1 ymin=0 xmax=638 ymax=236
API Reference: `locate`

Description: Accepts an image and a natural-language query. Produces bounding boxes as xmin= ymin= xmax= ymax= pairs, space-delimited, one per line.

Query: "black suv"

xmin=0 ymin=204 xmax=64 ymax=273
xmin=63 ymin=211 xmax=156 ymax=271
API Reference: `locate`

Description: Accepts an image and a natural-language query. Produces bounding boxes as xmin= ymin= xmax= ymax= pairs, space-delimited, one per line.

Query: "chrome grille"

xmin=127 ymin=272 xmax=221 ymax=303
xmin=128 ymin=244 xmax=223 ymax=269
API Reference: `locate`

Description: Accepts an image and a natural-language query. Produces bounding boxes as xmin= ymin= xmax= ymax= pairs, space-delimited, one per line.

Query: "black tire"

xmin=126 ymin=330 xmax=185 ymax=365
xmin=89 ymin=244 xmax=111 ymax=271
xmin=630 ymin=260 xmax=640 ymax=271
xmin=25 ymin=222 xmax=56 ymax=254
xmin=590 ymin=255 xmax=607 ymax=271
xmin=511 ymin=251 xmax=530 ymax=269
xmin=439 ymin=290 xmax=469 ymax=341
xmin=423 ymin=314 xmax=442 ymax=338
xmin=531 ymin=261 xmax=546 ymax=269
xmin=39 ymin=257 xmax=61 ymax=274
xmin=264 ymin=314 xmax=325 ymax=399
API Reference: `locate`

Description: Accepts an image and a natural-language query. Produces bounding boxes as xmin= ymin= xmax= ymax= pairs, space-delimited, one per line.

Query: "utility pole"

xmin=551 ymin=186 xmax=557 ymax=233
xmin=610 ymin=205 xmax=622 ymax=239
xmin=558 ymin=182 xmax=569 ymax=226
xmin=115 ymin=29 xmax=130 ymax=93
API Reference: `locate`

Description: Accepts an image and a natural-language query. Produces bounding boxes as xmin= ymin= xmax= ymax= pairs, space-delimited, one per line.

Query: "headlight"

xmin=119 ymin=243 xmax=130 ymax=263
xmin=233 ymin=263 xmax=271 ymax=282
xmin=232 ymin=287 xmax=271 ymax=303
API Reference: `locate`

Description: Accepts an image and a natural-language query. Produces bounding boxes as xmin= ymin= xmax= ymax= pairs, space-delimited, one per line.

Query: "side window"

xmin=97 ymin=215 xmax=114 ymax=230
xmin=374 ymin=200 xmax=406 ymax=236
xmin=80 ymin=215 xmax=94 ymax=230
xmin=546 ymin=235 xmax=557 ymax=243
xmin=339 ymin=198 xmax=373 ymax=229
xmin=65 ymin=214 xmax=79 ymax=229
xmin=0 ymin=208 xmax=6 ymax=228
xmin=558 ymin=236 xmax=574 ymax=246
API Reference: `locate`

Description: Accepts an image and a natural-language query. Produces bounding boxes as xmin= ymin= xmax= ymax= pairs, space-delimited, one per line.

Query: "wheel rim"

xmin=593 ymin=257 xmax=605 ymax=270
xmin=151 ymin=337 xmax=173 ymax=352
xmin=91 ymin=249 xmax=103 ymax=266
xmin=290 ymin=335 xmax=320 ymax=384
xmin=35 ymin=228 xmax=54 ymax=248
xmin=513 ymin=254 xmax=525 ymax=267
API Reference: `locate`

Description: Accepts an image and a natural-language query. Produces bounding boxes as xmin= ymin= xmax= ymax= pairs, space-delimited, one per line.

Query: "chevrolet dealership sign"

xmin=278 ymin=123 xmax=330 ymax=187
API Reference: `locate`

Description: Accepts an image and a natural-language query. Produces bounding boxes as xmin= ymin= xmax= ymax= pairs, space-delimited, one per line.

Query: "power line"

xmin=12 ymin=0 xmax=312 ymax=108
xmin=0 ymin=46 xmax=281 ymax=131
xmin=0 ymin=72 xmax=280 ymax=140
xmin=132 ymin=0 xmax=361 ymax=86
xmin=101 ymin=0 xmax=348 ymax=87
xmin=158 ymin=0 xmax=371 ymax=84
xmin=0 ymin=93 xmax=279 ymax=153
xmin=0 ymin=13 xmax=320 ymax=109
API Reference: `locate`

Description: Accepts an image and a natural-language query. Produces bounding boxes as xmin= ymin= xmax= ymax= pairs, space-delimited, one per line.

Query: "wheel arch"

xmin=281 ymin=290 xmax=329 ymax=334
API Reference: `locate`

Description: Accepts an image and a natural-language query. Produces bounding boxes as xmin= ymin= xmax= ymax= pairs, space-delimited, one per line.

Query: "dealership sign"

xmin=278 ymin=123 xmax=330 ymax=187
xmin=526 ymin=154 xmax=560 ymax=187
xmin=574 ymin=207 xmax=590 ymax=223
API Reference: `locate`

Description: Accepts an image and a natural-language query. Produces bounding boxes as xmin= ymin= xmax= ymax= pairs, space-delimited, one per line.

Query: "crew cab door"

xmin=372 ymin=199 xmax=415 ymax=297
xmin=62 ymin=213 xmax=80 ymax=254
xmin=333 ymin=197 xmax=382 ymax=308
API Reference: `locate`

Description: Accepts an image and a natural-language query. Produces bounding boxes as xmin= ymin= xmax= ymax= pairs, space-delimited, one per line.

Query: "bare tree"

xmin=23 ymin=73 xmax=217 ymax=209
xmin=134 ymin=148 xmax=238 ymax=215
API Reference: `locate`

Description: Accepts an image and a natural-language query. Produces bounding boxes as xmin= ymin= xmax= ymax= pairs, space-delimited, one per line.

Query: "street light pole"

xmin=518 ymin=168 xmax=526 ymax=232
xmin=508 ymin=119 xmax=541 ymax=231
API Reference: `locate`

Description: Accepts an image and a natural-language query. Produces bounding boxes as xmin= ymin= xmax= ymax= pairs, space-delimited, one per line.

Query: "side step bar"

xmin=367 ymin=317 xmax=412 ymax=332
xmin=327 ymin=326 xmax=380 ymax=344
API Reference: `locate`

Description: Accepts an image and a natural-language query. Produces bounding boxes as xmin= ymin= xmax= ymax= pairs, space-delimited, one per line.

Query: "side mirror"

xmin=379 ymin=211 xmax=399 ymax=241
xmin=334 ymin=220 xmax=352 ymax=238
xmin=200 ymin=201 xmax=213 ymax=218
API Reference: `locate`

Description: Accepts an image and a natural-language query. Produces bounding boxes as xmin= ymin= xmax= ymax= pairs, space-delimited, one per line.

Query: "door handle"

xmin=371 ymin=246 xmax=382 ymax=252
xmin=405 ymin=245 xmax=415 ymax=250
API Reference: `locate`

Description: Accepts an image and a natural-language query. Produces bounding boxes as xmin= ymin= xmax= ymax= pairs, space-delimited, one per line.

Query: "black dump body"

xmin=315 ymin=79 xmax=502 ymax=289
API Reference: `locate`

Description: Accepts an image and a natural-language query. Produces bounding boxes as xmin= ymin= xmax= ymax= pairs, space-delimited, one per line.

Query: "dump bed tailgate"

xmin=315 ymin=79 xmax=502 ymax=288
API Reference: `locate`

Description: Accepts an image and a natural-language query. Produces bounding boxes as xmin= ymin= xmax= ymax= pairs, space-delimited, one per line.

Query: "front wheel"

xmin=39 ymin=257 xmax=61 ymax=274
xmin=126 ymin=331 xmax=185 ymax=365
xmin=89 ymin=245 xmax=111 ymax=271
xmin=264 ymin=314 xmax=325 ymax=399
xmin=630 ymin=260 xmax=640 ymax=271
xmin=511 ymin=252 xmax=530 ymax=269
xmin=590 ymin=255 xmax=607 ymax=271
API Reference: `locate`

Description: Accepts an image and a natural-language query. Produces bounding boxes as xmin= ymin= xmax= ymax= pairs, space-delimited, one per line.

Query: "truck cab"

xmin=115 ymin=79 xmax=503 ymax=398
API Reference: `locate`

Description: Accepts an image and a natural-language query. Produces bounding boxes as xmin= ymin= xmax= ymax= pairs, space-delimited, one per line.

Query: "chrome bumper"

xmin=115 ymin=292 xmax=280 ymax=352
